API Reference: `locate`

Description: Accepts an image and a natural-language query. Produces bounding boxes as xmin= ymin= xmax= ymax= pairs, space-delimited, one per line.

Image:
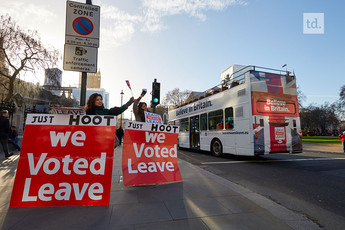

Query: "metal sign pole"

xmin=80 ymin=0 xmax=93 ymax=107
xmin=80 ymin=72 xmax=87 ymax=107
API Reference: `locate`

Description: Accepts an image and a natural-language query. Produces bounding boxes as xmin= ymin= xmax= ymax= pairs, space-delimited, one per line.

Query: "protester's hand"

xmin=141 ymin=89 xmax=147 ymax=97
xmin=130 ymin=97 xmax=134 ymax=102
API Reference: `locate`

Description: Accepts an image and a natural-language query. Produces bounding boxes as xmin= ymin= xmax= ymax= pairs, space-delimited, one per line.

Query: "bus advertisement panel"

xmin=250 ymin=71 xmax=302 ymax=154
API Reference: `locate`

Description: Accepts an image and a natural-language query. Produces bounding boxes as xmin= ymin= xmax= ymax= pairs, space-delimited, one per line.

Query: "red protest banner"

xmin=122 ymin=121 xmax=182 ymax=186
xmin=10 ymin=114 xmax=116 ymax=207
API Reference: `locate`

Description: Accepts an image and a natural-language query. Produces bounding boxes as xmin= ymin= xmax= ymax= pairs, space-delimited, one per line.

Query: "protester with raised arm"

xmin=85 ymin=93 xmax=134 ymax=115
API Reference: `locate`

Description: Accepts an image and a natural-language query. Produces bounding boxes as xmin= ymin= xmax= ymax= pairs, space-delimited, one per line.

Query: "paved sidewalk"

xmin=0 ymin=147 xmax=320 ymax=230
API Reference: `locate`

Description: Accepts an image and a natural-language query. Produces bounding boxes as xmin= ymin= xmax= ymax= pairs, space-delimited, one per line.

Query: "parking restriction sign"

xmin=65 ymin=1 xmax=100 ymax=48
xmin=73 ymin=17 xmax=94 ymax=35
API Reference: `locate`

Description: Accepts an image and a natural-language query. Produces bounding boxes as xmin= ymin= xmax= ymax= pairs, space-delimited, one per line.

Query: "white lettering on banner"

xmin=55 ymin=183 xmax=71 ymax=200
xmin=145 ymin=132 xmax=165 ymax=143
xmin=74 ymin=158 xmax=88 ymax=175
xmin=265 ymin=99 xmax=290 ymax=113
xmin=50 ymin=131 xmax=85 ymax=147
xmin=176 ymin=100 xmax=212 ymax=117
xmin=271 ymin=106 xmax=289 ymax=112
xmin=22 ymin=178 xmax=37 ymax=201
xmin=28 ymin=153 xmax=47 ymax=175
xmin=133 ymin=143 xmax=145 ymax=158
xmin=73 ymin=183 xmax=89 ymax=200
xmin=129 ymin=143 xmax=177 ymax=174
xmin=62 ymin=155 xmax=73 ymax=175
xmin=27 ymin=153 xmax=106 ymax=175
xmin=127 ymin=159 xmax=175 ymax=174
xmin=22 ymin=179 xmax=103 ymax=202
xmin=50 ymin=131 xmax=71 ymax=147
xmin=267 ymin=99 xmax=286 ymax=106
xmin=43 ymin=158 xmax=60 ymax=175
xmin=133 ymin=143 xmax=177 ymax=158
xmin=39 ymin=183 xmax=54 ymax=201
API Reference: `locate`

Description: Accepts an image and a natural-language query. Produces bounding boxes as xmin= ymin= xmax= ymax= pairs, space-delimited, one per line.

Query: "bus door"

xmin=289 ymin=118 xmax=302 ymax=152
xmin=190 ymin=115 xmax=200 ymax=149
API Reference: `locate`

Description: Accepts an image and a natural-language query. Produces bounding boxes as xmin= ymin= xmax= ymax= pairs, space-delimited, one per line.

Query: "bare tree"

xmin=163 ymin=88 xmax=191 ymax=106
xmin=297 ymin=85 xmax=306 ymax=109
xmin=0 ymin=15 xmax=59 ymax=101
xmin=300 ymin=103 xmax=339 ymax=135
xmin=340 ymin=85 xmax=345 ymax=102
xmin=332 ymin=85 xmax=345 ymax=120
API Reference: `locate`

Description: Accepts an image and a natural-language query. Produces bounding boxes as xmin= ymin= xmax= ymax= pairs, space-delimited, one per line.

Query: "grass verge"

xmin=302 ymin=136 xmax=342 ymax=145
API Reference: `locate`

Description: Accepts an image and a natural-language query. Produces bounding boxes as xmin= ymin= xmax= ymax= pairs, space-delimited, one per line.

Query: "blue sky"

xmin=1 ymin=0 xmax=344 ymax=118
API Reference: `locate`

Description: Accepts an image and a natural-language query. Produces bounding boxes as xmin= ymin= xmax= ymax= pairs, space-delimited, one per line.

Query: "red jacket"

xmin=339 ymin=134 xmax=345 ymax=143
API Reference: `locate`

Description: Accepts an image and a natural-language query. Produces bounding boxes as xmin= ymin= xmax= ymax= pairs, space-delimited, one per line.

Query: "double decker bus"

xmin=168 ymin=65 xmax=302 ymax=156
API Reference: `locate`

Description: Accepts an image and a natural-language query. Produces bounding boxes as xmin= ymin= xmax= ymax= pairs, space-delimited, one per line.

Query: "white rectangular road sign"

xmin=63 ymin=44 xmax=98 ymax=73
xmin=65 ymin=1 xmax=100 ymax=48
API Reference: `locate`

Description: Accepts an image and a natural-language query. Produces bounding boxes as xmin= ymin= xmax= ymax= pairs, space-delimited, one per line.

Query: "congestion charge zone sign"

xmin=65 ymin=1 xmax=100 ymax=48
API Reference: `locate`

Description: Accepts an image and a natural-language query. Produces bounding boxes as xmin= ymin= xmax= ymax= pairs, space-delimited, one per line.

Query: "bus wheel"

xmin=211 ymin=139 xmax=223 ymax=156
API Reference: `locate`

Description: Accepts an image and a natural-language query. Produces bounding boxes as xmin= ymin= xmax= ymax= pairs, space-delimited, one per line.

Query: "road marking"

xmin=200 ymin=157 xmax=345 ymax=165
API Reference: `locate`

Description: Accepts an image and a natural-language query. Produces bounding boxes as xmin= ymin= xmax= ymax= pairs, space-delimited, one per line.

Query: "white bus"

xmin=168 ymin=65 xmax=302 ymax=156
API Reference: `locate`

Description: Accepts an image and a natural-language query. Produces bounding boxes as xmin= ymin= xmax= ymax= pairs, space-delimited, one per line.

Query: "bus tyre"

xmin=211 ymin=139 xmax=223 ymax=157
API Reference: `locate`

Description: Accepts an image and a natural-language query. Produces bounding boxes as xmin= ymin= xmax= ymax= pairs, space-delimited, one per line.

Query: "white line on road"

xmin=200 ymin=157 xmax=345 ymax=165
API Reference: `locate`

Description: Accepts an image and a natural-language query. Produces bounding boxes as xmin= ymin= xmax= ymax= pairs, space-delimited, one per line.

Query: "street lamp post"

xmin=120 ymin=90 xmax=124 ymax=127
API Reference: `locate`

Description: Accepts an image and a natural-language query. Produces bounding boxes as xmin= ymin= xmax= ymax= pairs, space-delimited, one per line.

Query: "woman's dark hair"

xmin=138 ymin=102 xmax=147 ymax=122
xmin=85 ymin=93 xmax=103 ymax=114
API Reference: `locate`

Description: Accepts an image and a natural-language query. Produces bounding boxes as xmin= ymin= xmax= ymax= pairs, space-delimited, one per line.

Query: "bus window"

xmin=225 ymin=107 xmax=234 ymax=129
xmin=209 ymin=110 xmax=223 ymax=130
xmin=180 ymin=118 xmax=189 ymax=132
xmin=293 ymin=119 xmax=297 ymax=135
xmin=260 ymin=119 xmax=264 ymax=127
xmin=200 ymin=113 xmax=207 ymax=130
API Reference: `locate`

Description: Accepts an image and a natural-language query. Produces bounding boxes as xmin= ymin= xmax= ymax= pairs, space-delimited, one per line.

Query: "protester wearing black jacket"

xmin=0 ymin=110 xmax=13 ymax=158
xmin=85 ymin=93 xmax=134 ymax=115
xmin=8 ymin=126 xmax=21 ymax=151
xmin=116 ymin=126 xmax=124 ymax=145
